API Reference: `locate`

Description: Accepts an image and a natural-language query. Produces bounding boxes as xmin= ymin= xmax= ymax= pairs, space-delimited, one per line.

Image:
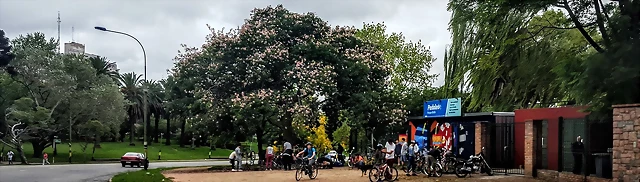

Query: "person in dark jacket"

xmin=571 ymin=136 xmax=584 ymax=174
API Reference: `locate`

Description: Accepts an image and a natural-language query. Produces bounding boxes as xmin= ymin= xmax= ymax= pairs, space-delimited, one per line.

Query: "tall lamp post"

xmin=94 ymin=26 xmax=148 ymax=158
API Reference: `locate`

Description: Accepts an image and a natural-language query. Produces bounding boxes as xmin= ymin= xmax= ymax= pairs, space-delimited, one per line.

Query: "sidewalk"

xmin=0 ymin=158 xmax=225 ymax=166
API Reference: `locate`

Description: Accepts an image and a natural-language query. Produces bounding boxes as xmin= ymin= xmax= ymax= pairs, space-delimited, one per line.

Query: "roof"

xmin=464 ymin=112 xmax=514 ymax=117
xmin=407 ymin=112 xmax=514 ymax=120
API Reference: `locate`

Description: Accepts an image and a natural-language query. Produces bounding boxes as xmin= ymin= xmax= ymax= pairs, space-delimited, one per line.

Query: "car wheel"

xmin=121 ymin=162 xmax=126 ymax=167
xmin=130 ymin=164 xmax=134 ymax=167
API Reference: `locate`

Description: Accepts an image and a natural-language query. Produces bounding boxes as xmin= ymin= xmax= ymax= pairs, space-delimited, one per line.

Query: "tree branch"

xmin=593 ymin=0 xmax=611 ymax=47
xmin=560 ymin=0 xmax=606 ymax=53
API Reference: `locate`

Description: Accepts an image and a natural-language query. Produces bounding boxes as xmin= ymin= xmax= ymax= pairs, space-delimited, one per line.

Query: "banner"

xmin=423 ymin=98 xmax=462 ymax=118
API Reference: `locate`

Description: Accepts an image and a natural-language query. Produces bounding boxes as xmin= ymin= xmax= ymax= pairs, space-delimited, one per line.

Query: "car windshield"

xmin=124 ymin=153 xmax=139 ymax=156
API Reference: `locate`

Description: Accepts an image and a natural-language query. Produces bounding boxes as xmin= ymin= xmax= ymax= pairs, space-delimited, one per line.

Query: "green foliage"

xmin=331 ymin=111 xmax=351 ymax=149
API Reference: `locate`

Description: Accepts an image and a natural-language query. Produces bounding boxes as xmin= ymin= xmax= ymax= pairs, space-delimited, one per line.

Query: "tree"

xmin=118 ymin=72 xmax=143 ymax=146
xmin=307 ymin=114 xmax=332 ymax=153
xmin=0 ymin=33 xmax=125 ymax=161
xmin=448 ymin=0 xmax=640 ymax=117
xmin=0 ymin=29 xmax=16 ymax=69
xmin=171 ymin=5 xmax=405 ymax=157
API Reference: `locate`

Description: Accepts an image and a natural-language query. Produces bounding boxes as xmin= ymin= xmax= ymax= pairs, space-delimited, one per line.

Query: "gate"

xmin=487 ymin=119 xmax=525 ymax=175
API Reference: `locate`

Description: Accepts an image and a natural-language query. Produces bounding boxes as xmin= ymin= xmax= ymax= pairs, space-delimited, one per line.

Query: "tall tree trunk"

xmin=165 ymin=112 xmax=171 ymax=146
xmin=16 ymin=143 xmax=28 ymax=164
xmin=179 ymin=117 xmax=187 ymax=148
xmin=31 ymin=142 xmax=45 ymax=158
xmin=154 ymin=111 xmax=160 ymax=143
xmin=91 ymin=136 xmax=97 ymax=161
xmin=129 ymin=108 xmax=136 ymax=146
xmin=145 ymin=108 xmax=152 ymax=145
xmin=257 ymin=120 xmax=266 ymax=161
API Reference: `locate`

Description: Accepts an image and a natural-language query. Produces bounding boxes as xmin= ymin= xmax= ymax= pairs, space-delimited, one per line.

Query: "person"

xmin=266 ymin=144 xmax=275 ymax=170
xmin=336 ymin=145 xmax=345 ymax=163
xmin=394 ymin=139 xmax=403 ymax=166
xmin=354 ymin=153 xmax=364 ymax=168
xmin=401 ymin=139 xmax=408 ymax=168
xmin=427 ymin=146 xmax=442 ymax=176
xmin=296 ymin=142 xmax=317 ymax=175
xmin=283 ymin=141 xmax=293 ymax=171
xmin=571 ymin=135 xmax=584 ymax=174
xmin=383 ymin=139 xmax=396 ymax=167
xmin=228 ymin=150 xmax=237 ymax=170
xmin=373 ymin=144 xmax=385 ymax=166
xmin=405 ymin=140 xmax=419 ymax=176
xmin=42 ymin=152 xmax=50 ymax=165
xmin=234 ymin=143 xmax=243 ymax=171
xmin=7 ymin=150 xmax=14 ymax=165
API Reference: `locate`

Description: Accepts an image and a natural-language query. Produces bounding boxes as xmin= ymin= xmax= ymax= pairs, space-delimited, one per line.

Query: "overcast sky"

xmin=0 ymin=0 xmax=452 ymax=86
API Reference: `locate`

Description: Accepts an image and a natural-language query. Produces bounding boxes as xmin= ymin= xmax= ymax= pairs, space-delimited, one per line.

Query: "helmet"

xmin=306 ymin=142 xmax=312 ymax=146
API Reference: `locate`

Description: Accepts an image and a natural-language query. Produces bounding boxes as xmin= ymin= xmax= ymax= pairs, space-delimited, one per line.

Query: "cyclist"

xmin=427 ymin=146 xmax=442 ymax=176
xmin=296 ymin=142 xmax=317 ymax=170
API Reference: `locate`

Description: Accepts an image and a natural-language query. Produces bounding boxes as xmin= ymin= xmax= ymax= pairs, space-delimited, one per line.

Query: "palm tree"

xmin=118 ymin=72 xmax=143 ymax=146
xmin=88 ymin=56 xmax=119 ymax=83
xmin=142 ymin=80 xmax=165 ymax=144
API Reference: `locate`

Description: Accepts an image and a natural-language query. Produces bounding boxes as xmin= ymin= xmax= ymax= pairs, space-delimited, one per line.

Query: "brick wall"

xmin=612 ymin=104 xmax=640 ymax=182
xmin=524 ymin=119 xmax=536 ymax=176
xmin=475 ymin=122 xmax=482 ymax=154
xmin=536 ymin=169 xmax=612 ymax=182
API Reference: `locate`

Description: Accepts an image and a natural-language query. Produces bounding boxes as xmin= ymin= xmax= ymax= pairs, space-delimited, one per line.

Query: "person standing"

xmin=266 ymin=144 xmax=275 ymax=170
xmin=283 ymin=141 xmax=293 ymax=170
xmin=383 ymin=139 xmax=396 ymax=167
xmin=394 ymin=139 xmax=403 ymax=166
xmin=405 ymin=141 xmax=419 ymax=176
xmin=42 ymin=152 xmax=50 ymax=165
xmin=234 ymin=143 xmax=243 ymax=172
xmin=571 ymin=136 xmax=584 ymax=174
xmin=7 ymin=150 xmax=14 ymax=165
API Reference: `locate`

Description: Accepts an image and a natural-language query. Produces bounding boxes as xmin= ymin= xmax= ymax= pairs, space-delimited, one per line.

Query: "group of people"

xmin=352 ymin=138 xmax=446 ymax=176
xmin=1 ymin=150 xmax=51 ymax=165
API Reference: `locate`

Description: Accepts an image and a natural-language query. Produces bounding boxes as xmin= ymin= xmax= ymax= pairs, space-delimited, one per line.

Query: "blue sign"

xmin=423 ymin=98 xmax=462 ymax=118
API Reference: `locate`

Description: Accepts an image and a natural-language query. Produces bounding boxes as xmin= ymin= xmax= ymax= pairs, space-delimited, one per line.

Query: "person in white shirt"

xmin=229 ymin=151 xmax=237 ymax=170
xmin=266 ymin=144 xmax=275 ymax=170
xmin=283 ymin=141 xmax=293 ymax=170
xmin=7 ymin=151 xmax=14 ymax=165
xmin=383 ymin=139 xmax=396 ymax=167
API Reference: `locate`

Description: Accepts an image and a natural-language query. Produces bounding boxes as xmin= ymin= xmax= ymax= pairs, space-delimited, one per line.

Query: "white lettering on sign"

xmin=427 ymin=104 xmax=441 ymax=111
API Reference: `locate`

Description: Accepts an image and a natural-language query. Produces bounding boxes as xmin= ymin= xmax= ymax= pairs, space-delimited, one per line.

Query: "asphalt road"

xmin=0 ymin=160 xmax=232 ymax=182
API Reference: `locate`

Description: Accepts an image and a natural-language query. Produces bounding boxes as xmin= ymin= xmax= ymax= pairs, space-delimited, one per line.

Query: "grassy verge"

xmin=9 ymin=142 xmax=232 ymax=164
xmin=111 ymin=167 xmax=176 ymax=182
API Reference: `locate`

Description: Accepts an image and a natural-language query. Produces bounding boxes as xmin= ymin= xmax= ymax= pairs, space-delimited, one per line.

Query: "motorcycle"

xmin=454 ymin=147 xmax=494 ymax=178
xmin=442 ymin=150 xmax=457 ymax=173
xmin=347 ymin=147 xmax=355 ymax=169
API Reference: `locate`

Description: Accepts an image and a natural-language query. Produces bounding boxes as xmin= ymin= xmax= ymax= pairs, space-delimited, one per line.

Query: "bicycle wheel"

xmin=309 ymin=165 xmax=319 ymax=179
xmin=432 ymin=163 xmax=443 ymax=177
xmin=295 ymin=167 xmax=304 ymax=181
xmin=368 ymin=168 xmax=380 ymax=182
xmin=386 ymin=166 xmax=398 ymax=181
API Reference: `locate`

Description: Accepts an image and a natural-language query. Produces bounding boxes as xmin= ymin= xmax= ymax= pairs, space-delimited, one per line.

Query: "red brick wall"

xmin=612 ymin=104 xmax=640 ymax=182
xmin=475 ymin=122 xmax=482 ymax=154
xmin=524 ymin=119 xmax=536 ymax=176
xmin=537 ymin=169 xmax=612 ymax=182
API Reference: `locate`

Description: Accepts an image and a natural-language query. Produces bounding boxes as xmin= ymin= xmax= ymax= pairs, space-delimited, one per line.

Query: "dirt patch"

xmin=163 ymin=167 xmax=544 ymax=182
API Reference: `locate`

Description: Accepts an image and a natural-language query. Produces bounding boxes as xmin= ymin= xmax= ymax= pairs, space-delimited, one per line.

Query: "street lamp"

xmin=94 ymin=26 xmax=148 ymax=158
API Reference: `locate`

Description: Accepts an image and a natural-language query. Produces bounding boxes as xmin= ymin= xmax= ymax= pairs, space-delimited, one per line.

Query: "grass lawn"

xmin=111 ymin=167 xmax=175 ymax=182
xmin=13 ymin=142 xmax=232 ymax=164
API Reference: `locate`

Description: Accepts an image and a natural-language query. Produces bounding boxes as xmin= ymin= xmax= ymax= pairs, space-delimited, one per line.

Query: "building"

xmin=63 ymin=42 xmax=118 ymax=72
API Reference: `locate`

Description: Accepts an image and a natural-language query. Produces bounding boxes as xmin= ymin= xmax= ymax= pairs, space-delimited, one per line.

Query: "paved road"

xmin=0 ymin=160 xmax=232 ymax=182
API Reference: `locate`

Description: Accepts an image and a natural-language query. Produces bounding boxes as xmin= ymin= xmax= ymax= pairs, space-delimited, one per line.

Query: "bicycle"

xmin=368 ymin=163 xmax=399 ymax=182
xmin=425 ymin=155 xmax=444 ymax=177
xmin=295 ymin=157 xmax=318 ymax=181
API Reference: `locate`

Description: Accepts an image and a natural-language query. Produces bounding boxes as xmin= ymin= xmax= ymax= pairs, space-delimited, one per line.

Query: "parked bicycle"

xmin=295 ymin=157 xmax=318 ymax=181
xmin=368 ymin=163 xmax=398 ymax=182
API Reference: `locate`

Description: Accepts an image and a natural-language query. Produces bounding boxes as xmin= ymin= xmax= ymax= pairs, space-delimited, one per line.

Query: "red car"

xmin=120 ymin=152 xmax=145 ymax=168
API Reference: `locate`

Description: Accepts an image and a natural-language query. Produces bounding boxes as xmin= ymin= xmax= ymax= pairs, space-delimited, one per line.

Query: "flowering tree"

xmin=171 ymin=5 xmax=406 ymax=156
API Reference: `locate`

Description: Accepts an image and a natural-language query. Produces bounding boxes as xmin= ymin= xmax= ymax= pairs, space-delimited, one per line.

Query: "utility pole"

xmin=56 ymin=11 xmax=61 ymax=53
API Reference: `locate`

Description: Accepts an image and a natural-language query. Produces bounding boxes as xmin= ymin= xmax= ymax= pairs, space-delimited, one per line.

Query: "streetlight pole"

xmin=94 ymin=26 xmax=148 ymax=158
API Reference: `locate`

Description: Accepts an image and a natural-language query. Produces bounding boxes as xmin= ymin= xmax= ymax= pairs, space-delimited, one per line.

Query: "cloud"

xmin=0 ymin=0 xmax=451 ymax=86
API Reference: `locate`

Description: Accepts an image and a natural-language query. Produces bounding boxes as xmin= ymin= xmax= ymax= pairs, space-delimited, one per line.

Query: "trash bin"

xmin=592 ymin=153 xmax=612 ymax=178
